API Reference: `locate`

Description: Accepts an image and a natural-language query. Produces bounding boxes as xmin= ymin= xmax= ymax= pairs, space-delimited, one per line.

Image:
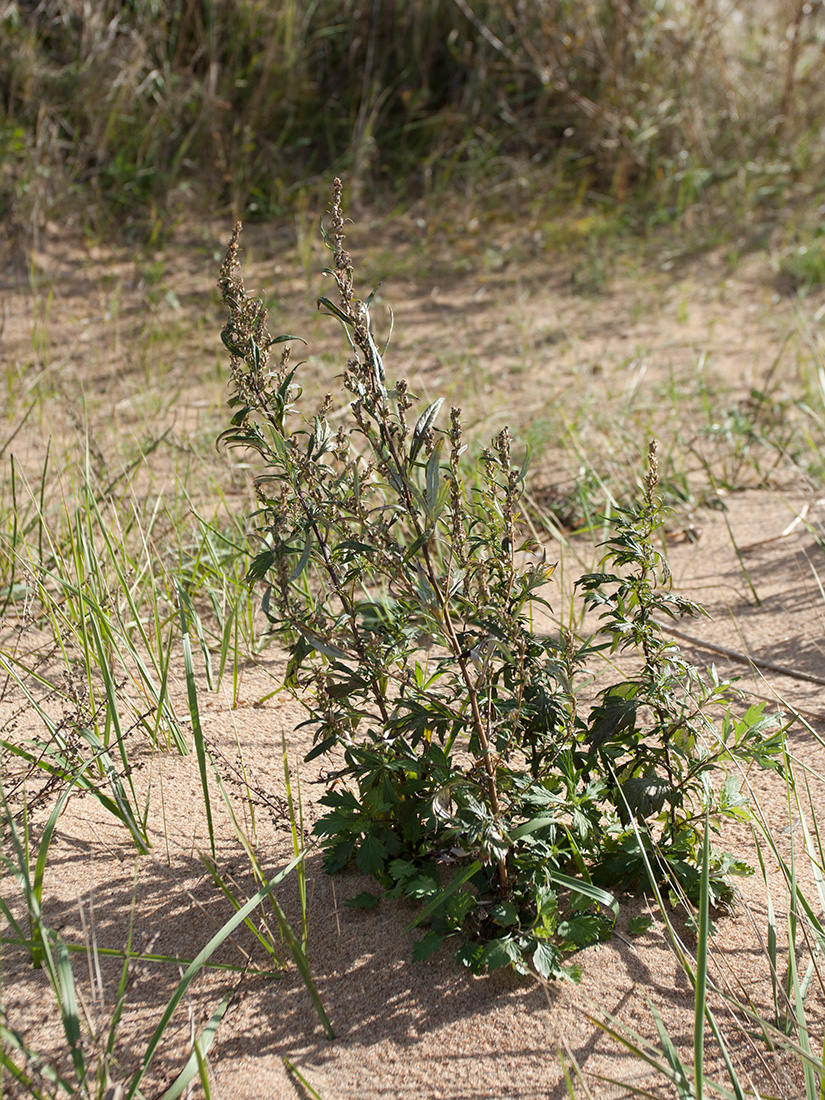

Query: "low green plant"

xmin=576 ymin=454 xmax=787 ymax=910
xmin=217 ymin=181 xmax=786 ymax=981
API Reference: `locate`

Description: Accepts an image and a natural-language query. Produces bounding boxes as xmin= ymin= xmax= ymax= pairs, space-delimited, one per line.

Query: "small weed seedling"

xmin=218 ymin=181 xmax=785 ymax=981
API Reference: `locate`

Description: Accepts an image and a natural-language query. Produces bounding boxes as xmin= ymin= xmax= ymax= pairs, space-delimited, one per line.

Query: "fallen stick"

xmin=652 ymin=619 xmax=825 ymax=687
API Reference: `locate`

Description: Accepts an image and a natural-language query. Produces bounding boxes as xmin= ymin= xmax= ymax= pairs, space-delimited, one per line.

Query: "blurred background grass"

xmin=2 ymin=0 xmax=825 ymax=248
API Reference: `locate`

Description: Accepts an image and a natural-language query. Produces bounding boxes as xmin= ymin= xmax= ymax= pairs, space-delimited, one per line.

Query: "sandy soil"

xmin=2 ymin=214 xmax=825 ymax=1098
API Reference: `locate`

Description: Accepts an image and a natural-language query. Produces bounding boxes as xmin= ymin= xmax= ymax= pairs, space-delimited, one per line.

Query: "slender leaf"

xmin=156 ymin=990 xmax=233 ymax=1100
xmin=125 ymin=850 xmax=313 ymax=1099
xmin=176 ymin=581 xmax=215 ymax=861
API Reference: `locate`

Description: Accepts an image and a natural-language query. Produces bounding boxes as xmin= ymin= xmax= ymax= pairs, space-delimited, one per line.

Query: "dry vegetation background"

xmin=5 ymin=2 xmax=825 ymax=1098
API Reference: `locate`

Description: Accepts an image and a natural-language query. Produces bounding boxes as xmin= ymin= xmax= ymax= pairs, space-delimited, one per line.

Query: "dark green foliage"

xmin=217 ymin=184 xmax=785 ymax=980
xmin=3 ymin=1 xmax=824 ymax=232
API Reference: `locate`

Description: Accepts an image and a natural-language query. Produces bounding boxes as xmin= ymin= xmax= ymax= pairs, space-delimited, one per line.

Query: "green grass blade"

xmin=176 ymin=580 xmax=216 ymax=861
xmin=0 ymin=650 xmax=149 ymax=853
xmin=78 ymin=727 xmax=151 ymax=853
xmin=124 ymin=848 xmax=310 ymax=1100
xmin=558 ymin=1040 xmax=597 ymax=1099
xmin=788 ymin=911 xmax=818 ymax=1100
xmin=0 ymin=1023 xmax=74 ymax=1097
xmin=31 ymin=783 xmax=76 ymax=968
xmin=695 ymin=811 xmax=710 ymax=1100
xmin=754 ymin=835 xmax=783 ymax=1027
xmin=198 ymin=855 xmax=283 ymax=965
xmin=54 ymin=937 xmax=86 ymax=1088
xmin=87 ymin=492 xmax=186 ymax=751
xmin=283 ymin=1056 xmax=326 ymax=1100
xmin=1 ymin=935 xmax=282 ymax=977
xmin=611 ymin=781 xmax=747 ymax=1100
xmin=1 ymin=788 xmax=87 ymax=1089
xmin=282 ymin=732 xmax=308 ymax=953
xmin=156 ymin=989 xmax=232 ymax=1100
xmin=0 ymin=735 xmax=126 ymax=826
xmin=265 ymin=889 xmax=334 ymax=1040
xmin=649 ymin=1000 xmax=692 ymax=1100
xmin=210 ymin=771 xmax=334 ymax=1038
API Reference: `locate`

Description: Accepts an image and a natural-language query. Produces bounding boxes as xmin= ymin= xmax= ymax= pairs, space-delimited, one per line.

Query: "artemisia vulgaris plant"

xmin=217 ymin=180 xmax=785 ymax=980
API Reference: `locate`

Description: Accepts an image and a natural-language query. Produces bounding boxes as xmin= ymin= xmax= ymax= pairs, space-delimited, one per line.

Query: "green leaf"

xmin=355 ymin=834 xmax=388 ymax=875
xmin=620 ymin=775 xmax=672 ymax=818
xmin=247 ymin=548 xmax=275 ymax=582
xmin=405 ymin=861 xmax=482 ymax=932
xmin=344 ymin=892 xmax=381 ymax=910
xmin=517 ymin=446 xmax=531 ymax=484
xmin=402 ymin=531 xmax=430 ymax=562
xmin=285 ymin=633 xmax=314 ymax=689
xmin=266 ymin=333 xmax=305 ymax=346
xmin=424 ymin=439 xmax=446 ymax=516
xmin=337 ymin=539 xmax=378 ymax=556
xmin=455 ymin=939 xmax=485 ymax=973
xmin=322 ymin=836 xmax=358 ymax=874
xmin=296 ymin=627 xmax=351 ymax=662
xmin=557 ymin=913 xmax=609 ymax=948
xmin=532 ymin=941 xmax=562 ymax=980
xmin=546 ymin=869 xmax=616 ymax=913
xmin=482 ymin=936 xmax=524 ymax=973
xmin=388 ymin=859 xmax=418 ymax=882
xmin=587 ymin=694 xmax=638 ymax=749
xmin=317 ymin=296 xmax=353 ymax=326
xmin=626 ymin=915 xmax=654 ymax=936
xmin=403 ymin=873 xmax=440 ymax=900
xmin=303 ymin=735 xmax=337 ymax=763
xmin=444 ymin=890 xmax=476 ymax=929
xmin=412 ymin=930 xmax=444 ymax=962
xmin=511 ymin=815 xmax=557 ymax=841
xmin=362 ymin=305 xmax=386 ymax=387
xmin=409 ymin=398 xmax=444 ymax=465
xmin=289 ymin=533 xmax=313 ymax=583
xmin=489 ymin=901 xmax=519 ymax=927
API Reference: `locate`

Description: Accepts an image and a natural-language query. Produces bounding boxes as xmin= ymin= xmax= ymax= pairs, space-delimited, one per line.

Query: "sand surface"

xmin=2 ymin=216 xmax=825 ymax=1098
